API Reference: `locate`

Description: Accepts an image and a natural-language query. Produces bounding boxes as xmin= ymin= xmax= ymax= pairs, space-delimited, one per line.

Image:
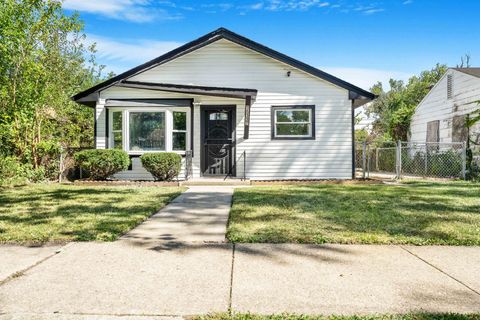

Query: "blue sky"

xmin=63 ymin=0 xmax=480 ymax=90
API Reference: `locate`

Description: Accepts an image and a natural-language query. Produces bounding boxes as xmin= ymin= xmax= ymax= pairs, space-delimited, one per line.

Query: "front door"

xmin=201 ymin=106 xmax=235 ymax=176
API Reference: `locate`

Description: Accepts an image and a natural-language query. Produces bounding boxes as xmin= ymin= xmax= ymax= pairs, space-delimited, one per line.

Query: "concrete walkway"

xmin=120 ymin=186 xmax=234 ymax=244
xmin=1 ymin=186 xmax=480 ymax=318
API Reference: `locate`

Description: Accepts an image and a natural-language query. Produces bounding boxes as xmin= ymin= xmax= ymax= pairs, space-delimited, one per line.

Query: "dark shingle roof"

xmin=72 ymin=27 xmax=375 ymax=105
xmin=452 ymin=68 xmax=480 ymax=78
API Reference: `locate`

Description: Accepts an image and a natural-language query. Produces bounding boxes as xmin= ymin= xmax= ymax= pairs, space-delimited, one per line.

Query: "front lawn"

xmin=228 ymin=181 xmax=480 ymax=245
xmin=197 ymin=313 xmax=480 ymax=320
xmin=0 ymin=184 xmax=185 ymax=244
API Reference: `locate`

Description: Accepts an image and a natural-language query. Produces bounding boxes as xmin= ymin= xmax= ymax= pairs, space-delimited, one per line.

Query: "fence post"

xmin=362 ymin=142 xmax=367 ymax=179
xmin=424 ymin=144 xmax=428 ymax=177
xmin=396 ymin=140 xmax=402 ymax=179
xmin=462 ymin=141 xmax=467 ymax=180
xmin=375 ymin=148 xmax=379 ymax=171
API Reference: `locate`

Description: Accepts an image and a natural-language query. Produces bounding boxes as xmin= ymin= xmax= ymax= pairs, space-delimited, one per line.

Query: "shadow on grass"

xmin=228 ymin=182 xmax=480 ymax=245
xmin=0 ymin=185 xmax=182 ymax=243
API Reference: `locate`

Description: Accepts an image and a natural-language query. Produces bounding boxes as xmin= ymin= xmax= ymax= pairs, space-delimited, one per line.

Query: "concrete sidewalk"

xmin=1 ymin=186 xmax=480 ymax=318
xmin=1 ymin=243 xmax=479 ymax=318
xmin=120 ymin=186 xmax=234 ymax=244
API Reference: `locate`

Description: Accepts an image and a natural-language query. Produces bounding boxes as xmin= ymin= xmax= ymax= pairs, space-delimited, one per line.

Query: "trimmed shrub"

xmin=140 ymin=152 xmax=182 ymax=181
xmin=74 ymin=149 xmax=129 ymax=180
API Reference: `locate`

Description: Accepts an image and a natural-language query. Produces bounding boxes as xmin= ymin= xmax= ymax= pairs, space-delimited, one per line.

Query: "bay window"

xmin=109 ymin=108 xmax=190 ymax=153
xmin=129 ymin=112 xmax=165 ymax=151
xmin=111 ymin=111 xmax=123 ymax=149
xmin=271 ymin=105 xmax=315 ymax=139
xmin=172 ymin=111 xmax=187 ymax=151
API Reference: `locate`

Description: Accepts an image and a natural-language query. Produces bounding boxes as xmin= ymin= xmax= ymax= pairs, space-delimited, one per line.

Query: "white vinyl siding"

xmin=95 ymin=102 xmax=106 ymax=149
xmin=98 ymin=38 xmax=353 ymax=180
xmin=410 ymin=69 xmax=480 ymax=143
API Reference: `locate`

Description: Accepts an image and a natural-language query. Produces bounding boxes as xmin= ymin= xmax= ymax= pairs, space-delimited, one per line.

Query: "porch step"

xmin=180 ymin=178 xmax=251 ymax=186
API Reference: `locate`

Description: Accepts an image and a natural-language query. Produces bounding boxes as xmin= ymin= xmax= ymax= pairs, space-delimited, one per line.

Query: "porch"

xmin=98 ymin=81 xmax=256 ymax=181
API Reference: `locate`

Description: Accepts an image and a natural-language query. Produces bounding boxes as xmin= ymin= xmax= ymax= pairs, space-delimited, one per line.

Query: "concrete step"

xmin=180 ymin=178 xmax=250 ymax=186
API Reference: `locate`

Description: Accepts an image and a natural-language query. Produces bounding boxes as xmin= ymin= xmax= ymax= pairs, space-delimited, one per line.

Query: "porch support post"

xmin=244 ymin=95 xmax=252 ymax=139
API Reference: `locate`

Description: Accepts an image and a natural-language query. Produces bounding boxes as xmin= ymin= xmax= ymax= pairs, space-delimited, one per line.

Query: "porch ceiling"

xmin=113 ymin=80 xmax=255 ymax=140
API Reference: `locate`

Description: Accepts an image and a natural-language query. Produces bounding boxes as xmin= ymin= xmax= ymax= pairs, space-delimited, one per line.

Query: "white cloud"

xmin=353 ymin=4 xmax=385 ymax=15
xmin=322 ymin=67 xmax=412 ymax=91
xmin=86 ymin=34 xmax=183 ymax=73
xmin=265 ymin=0 xmax=330 ymax=11
xmin=62 ymin=0 xmax=182 ymax=22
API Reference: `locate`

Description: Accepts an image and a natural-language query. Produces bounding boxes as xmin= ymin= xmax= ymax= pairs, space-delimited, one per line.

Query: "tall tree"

xmin=365 ymin=64 xmax=447 ymax=141
xmin=0 ymin=0 xmax=104 ymax=171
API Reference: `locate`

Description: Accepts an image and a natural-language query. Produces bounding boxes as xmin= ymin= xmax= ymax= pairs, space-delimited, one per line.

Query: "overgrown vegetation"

xmin=466 ymin=100 xmax=480 ymax=180
xmin=228 ymin=181 xmax=480 ymax=245
xmin=0 ymin=0 xmax=109 ymax=184
xmin=140 ymin=152 xmax=182 ymax=181
xmin=365 ymin=64 xmax=447 ymax=143
xmin=0 ymin=184 xmax=184 ymax=243
xmin=75 ymin=149 xmax=130 ymax=180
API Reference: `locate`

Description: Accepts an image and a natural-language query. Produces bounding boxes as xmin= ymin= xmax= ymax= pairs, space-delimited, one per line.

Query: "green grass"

xmin=227 ymin=181 xmax=480 ymax=245
xmin=195 ymin=313 xmax=480 ymax=320
xmin=0 ymin=184 xmax=185 ymax=244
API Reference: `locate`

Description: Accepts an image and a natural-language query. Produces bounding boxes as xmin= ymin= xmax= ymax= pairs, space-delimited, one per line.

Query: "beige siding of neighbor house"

xmin=96 ymin=38 xmax=352 ymax=180
xmin=410 ymin=69 xmax=480 ymax=143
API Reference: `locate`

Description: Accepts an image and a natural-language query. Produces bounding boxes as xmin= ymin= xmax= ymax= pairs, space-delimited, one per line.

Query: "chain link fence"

xmin=356 ymin=141 xmax=468 ymax=180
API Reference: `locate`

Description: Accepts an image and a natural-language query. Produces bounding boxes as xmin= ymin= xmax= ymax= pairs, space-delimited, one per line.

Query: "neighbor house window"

xmin=172 ymin=111 xmax=187 ymax=151
xmin=129 ymin=112 xmax=165 ymax=151
xmin=271 ymin=105 xmax=315 ymax=139
xmin=426 ymin=120 xmax=440 ymax=143
xmin=111 ymin=111 xmax=123 ymax=149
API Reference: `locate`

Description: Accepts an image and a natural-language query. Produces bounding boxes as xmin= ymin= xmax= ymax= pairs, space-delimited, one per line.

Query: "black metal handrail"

xmin=231 ymin=150 xmax=247 ymax=181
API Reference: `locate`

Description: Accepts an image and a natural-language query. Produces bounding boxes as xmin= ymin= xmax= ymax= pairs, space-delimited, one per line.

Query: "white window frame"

xmin=172 ymin=111 xmax=188 ymax=151
xmin=272 ymin=106 xmax=314 ymax=139
xmin=110 ymin=110 xmax=123 ymax=149
xmin=108 ymin=107 xmax=191 ymax=155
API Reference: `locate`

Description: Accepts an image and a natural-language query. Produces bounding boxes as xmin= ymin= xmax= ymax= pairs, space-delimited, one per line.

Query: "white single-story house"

xmin=73 ymin=28 xmax=375 ymax=180
xmin=410 ymin=67 xmax=480 ymax=144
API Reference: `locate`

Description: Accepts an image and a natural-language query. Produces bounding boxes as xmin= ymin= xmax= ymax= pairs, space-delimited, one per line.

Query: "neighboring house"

xmin=73 ymin=28 xmax=375 ymax=180
xmin=410 ymin=68 xmax=480 ymax=144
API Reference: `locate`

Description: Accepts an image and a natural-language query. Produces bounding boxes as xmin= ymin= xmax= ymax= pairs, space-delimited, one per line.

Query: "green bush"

xmin=140 ymin=152 xmax=182 ymax=181
xmin=0 ymin=156 xmax=20 ymax=181
xmin=74 ymin=149 xmax=129 ymax=180
xmin=0 ymin=156 xmax=47 ymax=185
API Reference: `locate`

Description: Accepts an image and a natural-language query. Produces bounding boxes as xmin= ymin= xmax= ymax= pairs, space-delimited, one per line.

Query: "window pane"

xmin=276 ymin=123 xmax=310 ymax=136
xmin=112 ymin=111 xmax=122 ymax=131
xmin=173 ymin=112 xmax=187 ymax=131
xmin=129 ymin=112 xmax=165 ymax=151
xmin=113 ymin=131 xmax=122 ymax=149
xmin=276 ymin=110 xmax=309 ymax=123
xmin=173 ymin=132 xmax=186 ymax=151
xmin=209 ymin=112 xmax=228 ymax=120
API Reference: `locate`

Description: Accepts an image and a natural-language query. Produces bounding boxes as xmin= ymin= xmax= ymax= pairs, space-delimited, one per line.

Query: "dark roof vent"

xmin=447 ymin=74 xmax=453 ymax=99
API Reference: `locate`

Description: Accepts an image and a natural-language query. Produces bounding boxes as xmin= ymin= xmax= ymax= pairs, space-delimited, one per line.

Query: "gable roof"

xmin=452 ymin=68 xmax=480 ymax=78
xmin=73 ymin=27 xmax=375 ymax=106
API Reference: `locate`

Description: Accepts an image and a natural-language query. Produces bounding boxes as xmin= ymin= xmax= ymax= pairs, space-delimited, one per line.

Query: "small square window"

xmin=272 ymin=106 xmax=315 ymax=139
